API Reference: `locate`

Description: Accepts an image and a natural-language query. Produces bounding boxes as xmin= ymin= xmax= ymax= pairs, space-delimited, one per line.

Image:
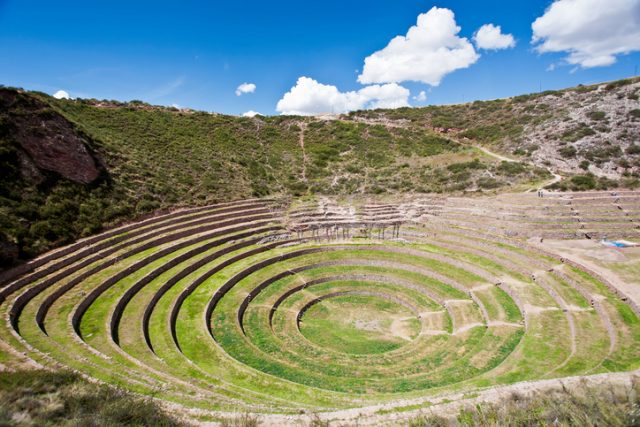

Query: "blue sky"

xmin=1 ymin=0 xmax=639 ymax=115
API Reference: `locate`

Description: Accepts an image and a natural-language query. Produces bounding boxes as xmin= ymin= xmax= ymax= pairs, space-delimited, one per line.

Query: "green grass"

xmin=299 ymin=294 xmax=421 ymax=356
xmin=3 ymin=210 xmax=640 ymax=417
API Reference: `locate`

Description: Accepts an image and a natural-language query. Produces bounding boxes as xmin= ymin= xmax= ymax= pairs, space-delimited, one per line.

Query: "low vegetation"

xmin=0 ymin=370 xmax=185 ymax=427
xmin=408 ymin=378 xmax=640 ymax=427
xmin=547 ymin=173 xmax=623 ymax=191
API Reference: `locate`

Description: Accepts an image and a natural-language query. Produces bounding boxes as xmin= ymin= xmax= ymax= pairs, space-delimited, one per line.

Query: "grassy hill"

xmin=1 ymin=77 xmax=639 ymax=266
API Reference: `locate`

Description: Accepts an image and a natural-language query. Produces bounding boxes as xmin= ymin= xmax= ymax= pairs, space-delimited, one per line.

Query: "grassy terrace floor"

xmin=1 ymin=195 xmax=639 ymax=423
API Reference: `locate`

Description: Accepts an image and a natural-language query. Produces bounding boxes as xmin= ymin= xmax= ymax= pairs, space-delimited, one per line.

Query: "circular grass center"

xmin=298 ymin=293 xmax=421 ymax=355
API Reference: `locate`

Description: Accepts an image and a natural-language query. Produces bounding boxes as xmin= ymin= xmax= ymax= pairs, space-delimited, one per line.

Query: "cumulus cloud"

xmin=235 ymin=82 xmax=256 ymax=96
xmin=53 ymin=90 xmax=70 ymax=99
xmin=413 ymin=90 xmax=427 ymax=102
xmin=242 ymin=110 xmax=261 ymax=117
xmin=276 ymin=76 xmax=409 ymax=116
xmin=532 ymin=0 xmax=640 ymax=68
xmin=358 ymin=7 xmax=479 ymax=86
xmin=474 ymin=24 xmax=515 ymax=50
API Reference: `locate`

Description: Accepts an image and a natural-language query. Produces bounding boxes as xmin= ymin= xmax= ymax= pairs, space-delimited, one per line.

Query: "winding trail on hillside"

xmin=344 ymin=115 xmax=563 ymax=191
xmin=298 ymin=122 xmax=308 ymax=182
xmin=472 ymin=144 xmax=563 ymax=191
xmin=474 ymin=145 xmax=515 ymax=163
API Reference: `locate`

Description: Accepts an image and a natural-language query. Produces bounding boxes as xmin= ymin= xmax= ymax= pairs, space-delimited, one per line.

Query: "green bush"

xmin=477 ymin=177 xmax=501 ymax=189
xmin=446 ymin=159 xmax=484 ymax=173
xmin=626 ymin=144 xmax=640 ymax=155
xmin=561 ymin=124 xmax=596 ymax=142
xmin=551 ymin=174 xmax=621 ymax=191
xmin=558 ymin=145 xmax=577 ymax=158
xmin=586 ymin=110 xmax=607 ymax=121
xmin=605 ymin=78 xmax=634 ymax=90
xmin=570 ymin=174 xmax=597 ymax=190
xmin=582 ymin=144 xmax=622 ymax=164
xmin=496 ymin=161 xmax=527 ymax=176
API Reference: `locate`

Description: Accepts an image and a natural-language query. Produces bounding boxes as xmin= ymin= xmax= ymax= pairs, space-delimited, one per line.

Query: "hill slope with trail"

xmin=0 ymin=77 xmax=638 ymax=267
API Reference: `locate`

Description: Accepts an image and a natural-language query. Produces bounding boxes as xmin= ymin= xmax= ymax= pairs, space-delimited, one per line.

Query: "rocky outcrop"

xmin=0 ymin=89 xmax=101 ymax=184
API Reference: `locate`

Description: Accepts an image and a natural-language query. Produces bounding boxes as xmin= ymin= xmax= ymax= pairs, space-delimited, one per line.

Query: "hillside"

xmin=0 ymin=77 xmax=638 ymax=266
xmin=347 ymin=77 xmax=640 ymax=181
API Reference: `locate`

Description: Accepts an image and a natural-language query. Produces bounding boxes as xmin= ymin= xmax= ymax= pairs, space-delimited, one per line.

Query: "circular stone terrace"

xmin=0 ymin=192 xmax=639 ymax=424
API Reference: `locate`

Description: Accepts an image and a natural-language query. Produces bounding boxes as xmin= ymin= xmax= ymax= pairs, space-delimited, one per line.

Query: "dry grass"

xmin=408 ymin=377 xmax=640 ymax=427
xmin=0 ymin=370 xmax=185 ymax=427
xmin=219 ymin=412 xmax=261 ymax=427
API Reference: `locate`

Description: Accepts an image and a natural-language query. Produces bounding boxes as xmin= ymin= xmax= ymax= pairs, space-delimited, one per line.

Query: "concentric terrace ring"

xmin=1 ymin=198 xmax=639 ymax=414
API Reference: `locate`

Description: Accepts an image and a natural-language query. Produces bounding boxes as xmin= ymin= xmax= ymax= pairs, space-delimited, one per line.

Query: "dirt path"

xmin=298 ymin=122 xmax=308 ymax=182
xmin=474 ymin=145 xmax=516 ymax=163
xmin=471 ymin=143 xmax=562 ymax=191
xmin=343 ymin=116 xmax=565 ymax=192
xmin=545 ymin=170 xmax=563 ymax=187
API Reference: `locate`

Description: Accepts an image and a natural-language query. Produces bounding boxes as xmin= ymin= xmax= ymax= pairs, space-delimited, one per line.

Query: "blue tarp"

xmin=601 ymin=239 xmax=638 ymax=248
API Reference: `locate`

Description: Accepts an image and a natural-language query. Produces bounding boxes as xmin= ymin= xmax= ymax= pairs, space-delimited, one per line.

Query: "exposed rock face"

xmin=520 ymin=81 xmax=640 ymax=179
xmin=0 ymin=89 xmax=100 ymax=184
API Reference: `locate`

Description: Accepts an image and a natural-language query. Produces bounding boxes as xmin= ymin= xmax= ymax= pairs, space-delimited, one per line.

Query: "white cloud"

xmin=413 ymin=90 xmax=427 ymax=102
xmin=242 ymin=110 xmax=261 ymax=117
xmin=276 ymin=76 xmax=409 ymax=116
xmin=53 ymin=90 xmax=70 ymax=99
xmin=358 ymin=7 xmax=479 ymax=86
xmin=235 ymin=82 xmax=256 ymax=96
xmin=474 ymin=24 xmax=515 ymax=50
xmin=532 ymin=0 xmax=640 ymax=68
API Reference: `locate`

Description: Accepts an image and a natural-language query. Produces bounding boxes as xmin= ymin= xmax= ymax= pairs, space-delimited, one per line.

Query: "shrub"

xmin=618 ymin=159 xmax=630 ymax=168
xmin=626 ymin=144 xmax=640 ymax=155
xmin=622 ymin=178 xmax=640 ymax=189
xmin=477 ymin=177 xmax=501 ymax=189
xmin=558 ymin=145 xmax=577 ymax=158
xmin=570 ymin=174 xmax=597 ymax=190
xmin=496 ymin=161 xmax=527 ymax=176
xmin=582 ymin=144 xmax=622 ymax=164
xmin=605 ymin=79 xmax=634 ymax=90
xmin=586 ymin=110 xmax=607 ymax=121
xmin=446 ymin=159 xmax=484 ymax=173
xmin=561 ymin=124 xmax=595 ymax=142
